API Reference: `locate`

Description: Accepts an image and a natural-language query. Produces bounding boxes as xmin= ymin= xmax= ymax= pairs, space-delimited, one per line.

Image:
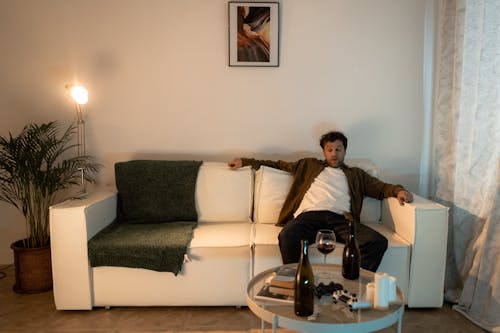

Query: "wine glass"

xmin=315 ymin=229 xmax=336 ymax=264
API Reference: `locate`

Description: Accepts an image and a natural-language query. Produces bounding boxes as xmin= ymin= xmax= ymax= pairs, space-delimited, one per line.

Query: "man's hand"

xmin=228 ymin=158 xmax=242 ymax=170
xmin=397 ymin=190 xmax=413 ymax=205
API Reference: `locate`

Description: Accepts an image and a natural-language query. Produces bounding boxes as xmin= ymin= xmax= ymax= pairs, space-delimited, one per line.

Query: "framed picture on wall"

xmin=228 ymin=1 xmax=279 ymax=67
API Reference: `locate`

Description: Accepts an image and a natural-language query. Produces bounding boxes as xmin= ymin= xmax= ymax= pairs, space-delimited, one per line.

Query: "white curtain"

xmin=431 ymin=0 xmax=500 ymax=331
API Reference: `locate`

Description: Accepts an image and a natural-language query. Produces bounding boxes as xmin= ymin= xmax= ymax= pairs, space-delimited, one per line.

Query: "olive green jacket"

xmin=241 ymin=157 xmax=405 ymax=226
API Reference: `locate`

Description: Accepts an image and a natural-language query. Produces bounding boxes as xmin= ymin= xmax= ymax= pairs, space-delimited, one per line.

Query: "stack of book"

xmin=256 ymin=267 xmax=296 ymax=303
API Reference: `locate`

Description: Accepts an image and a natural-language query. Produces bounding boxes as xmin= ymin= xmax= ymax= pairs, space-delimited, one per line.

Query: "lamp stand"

xmin=73 ymin=103 xmax=88 ymax=199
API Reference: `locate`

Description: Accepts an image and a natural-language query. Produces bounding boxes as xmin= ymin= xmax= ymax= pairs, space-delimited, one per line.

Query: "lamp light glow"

xmin=70 ymin=85 xmax=88 ymax=105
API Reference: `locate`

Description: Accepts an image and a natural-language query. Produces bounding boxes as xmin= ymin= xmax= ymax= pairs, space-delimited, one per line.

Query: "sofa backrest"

xmin=253 ymin=160 xmax=382 ymax=224
xmin=115 ymin=160 xmax=202 ymax=224
xmin=115 ymin=160 xmax=381 ymax=224
xmin=195 ymin=162 xmax=254 ymax=223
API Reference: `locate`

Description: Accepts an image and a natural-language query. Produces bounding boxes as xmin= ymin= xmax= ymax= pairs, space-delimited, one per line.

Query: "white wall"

xmin=0 ymin=0 xmax=428 ymax=263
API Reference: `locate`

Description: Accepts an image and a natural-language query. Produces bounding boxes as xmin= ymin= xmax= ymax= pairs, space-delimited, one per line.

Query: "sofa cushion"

xmin=115 ymin=160 xmax=202 ymax=224
xmin=254 ymin=166 xmax=292 ymax=224
xmin=253 ymin=162 xmax=382 ymax=224
xmin=88 ymin=220 xmax=197 ymax=274
xmin=252 ymin=221 xmax=408 ymax=248
xmin=189 ymin=222 xmax=252 ymax=248
xmin=195 ymin=163 xmax=253 ymax=223
xmin=252 ymin=223 xmax=282 ymax=245
xmin=348 ymin=159 xmax=379 ymax=178
xmin=360 ymin=197 xmax=382 ymax=222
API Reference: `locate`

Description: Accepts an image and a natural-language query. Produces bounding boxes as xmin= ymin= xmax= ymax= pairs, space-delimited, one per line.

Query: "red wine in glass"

xmin=317 ymin=243 xmax=335 ymax=255
xmin=315 ymin=230 xmax=336 ymax=263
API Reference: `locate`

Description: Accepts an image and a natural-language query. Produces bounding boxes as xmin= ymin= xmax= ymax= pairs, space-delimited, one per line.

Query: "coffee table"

xmin=246 ymin=263 xmax=404 ymax=333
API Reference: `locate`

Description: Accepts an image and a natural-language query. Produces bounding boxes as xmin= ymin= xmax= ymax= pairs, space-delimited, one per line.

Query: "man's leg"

xmin=278 ymin=211 xmax=387 ymax=270
xmin=278 ymin=212 xmax=326 ymax=264
xmin=278 ymin=219 xmax=316 ymax=264
xmin=335 ymin=222 xmax=388 ymax=272
xmin=278 ymin=211 xmax=344 ymax=264
xmin=357 ymin=224 xmax=388 ymax=272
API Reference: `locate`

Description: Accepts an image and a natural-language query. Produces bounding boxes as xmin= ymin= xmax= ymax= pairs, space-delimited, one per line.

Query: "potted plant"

xmin=0 ymin=121 xmax=100 ymax=293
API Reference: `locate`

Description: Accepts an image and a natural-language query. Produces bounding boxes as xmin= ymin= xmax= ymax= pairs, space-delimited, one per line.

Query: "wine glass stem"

xmin=323 ymin=255 xmax=327 ymax=264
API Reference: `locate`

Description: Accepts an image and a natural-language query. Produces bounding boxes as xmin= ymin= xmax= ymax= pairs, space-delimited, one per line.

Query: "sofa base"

xmin=92 ymin=246 xmax=251 ymax=307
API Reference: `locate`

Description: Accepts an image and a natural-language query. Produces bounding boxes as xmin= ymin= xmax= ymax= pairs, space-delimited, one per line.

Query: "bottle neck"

xmin=301 ymin=239 xmax=309 ymax=257
xmin=349 ymin=222 xmax=356 ymax=238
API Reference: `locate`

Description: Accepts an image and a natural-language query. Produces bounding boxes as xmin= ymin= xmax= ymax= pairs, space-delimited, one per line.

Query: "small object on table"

xmin=374 ymin=272 xmax=398 ymax=309
xmin=366 ymin=282 xmax=375 ymax=303
xmin=315 ymin=281 xmax=343 ymax=299
xmin=350 ymin=301 xmax=372 ymax=310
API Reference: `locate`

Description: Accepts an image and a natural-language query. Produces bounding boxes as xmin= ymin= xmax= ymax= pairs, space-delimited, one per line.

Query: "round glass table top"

xmin=246 ymin=263 xmax=405 ymax=333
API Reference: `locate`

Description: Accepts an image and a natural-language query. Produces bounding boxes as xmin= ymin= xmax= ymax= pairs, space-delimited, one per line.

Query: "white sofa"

xmin=49 ymin=161 xmax=448 ymax=310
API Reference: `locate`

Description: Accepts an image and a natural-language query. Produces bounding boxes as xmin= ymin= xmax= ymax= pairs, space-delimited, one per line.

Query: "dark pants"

xmin=278 ymin=210 xmax=388 ymax=272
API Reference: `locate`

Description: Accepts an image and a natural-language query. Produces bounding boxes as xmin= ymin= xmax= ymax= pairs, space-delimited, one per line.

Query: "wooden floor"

xmin=0 ymin=264 xmax=485 ymax=333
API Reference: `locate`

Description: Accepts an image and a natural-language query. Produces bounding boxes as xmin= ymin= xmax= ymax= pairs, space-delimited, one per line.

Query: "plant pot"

xmin=10 ymin=239 xmax=53 ymax=294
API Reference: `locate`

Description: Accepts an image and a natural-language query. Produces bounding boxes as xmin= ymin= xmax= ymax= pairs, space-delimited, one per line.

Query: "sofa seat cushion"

xmin=189 ymin=222 xmax=252 ymax=248
xmin=362 ymin=221 xmax=409 ymax=248
xmin=252 ymin=223 xmax=282 ymax=245
xmin=252 ymin=222 xmax=408 ymax=248
xmin=88 ymin=220 xmax=197 ymax=275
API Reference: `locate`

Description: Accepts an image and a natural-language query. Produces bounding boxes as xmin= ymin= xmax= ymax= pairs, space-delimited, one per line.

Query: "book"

xmin=269 ymin=266 xmax=296 ymax=289
xmin=269 ymin=285 xmax=295 ymax=296
xmin=269 ymin=275 xmax=295 ymax=289
xmin=275 ymin=266 xmax=297 ymax=277
xmin=255 ymin=284 xmax=294 ymax=304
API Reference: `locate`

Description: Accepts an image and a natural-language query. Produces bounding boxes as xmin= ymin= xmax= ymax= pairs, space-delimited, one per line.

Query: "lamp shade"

xmin=70 ymin=85 xmax=88 ymax=105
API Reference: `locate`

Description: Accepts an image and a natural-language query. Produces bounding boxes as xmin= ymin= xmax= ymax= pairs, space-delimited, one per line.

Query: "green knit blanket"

xmin=88 ymin=220 xmax=196 ymax=274
xmin=88 ymin=160 xmax=202 ymax=274
xmin=115 ymin=160 xmax=202 ymax=224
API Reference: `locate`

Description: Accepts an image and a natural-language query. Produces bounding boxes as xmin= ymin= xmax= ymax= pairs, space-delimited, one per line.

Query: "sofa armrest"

xmin=381 ymin=194 xmax=449 ymax=307
xmin=49 ymin=189 xmax=117 ymax=310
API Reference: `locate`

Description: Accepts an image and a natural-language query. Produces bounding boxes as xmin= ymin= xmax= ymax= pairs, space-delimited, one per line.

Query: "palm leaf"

xmin=0 ymin=121 xmax=101 ymax=247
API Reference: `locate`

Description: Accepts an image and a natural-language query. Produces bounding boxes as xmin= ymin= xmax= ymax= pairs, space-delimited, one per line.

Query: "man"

xmin=228 ymin=131 xmax=413 ymax=272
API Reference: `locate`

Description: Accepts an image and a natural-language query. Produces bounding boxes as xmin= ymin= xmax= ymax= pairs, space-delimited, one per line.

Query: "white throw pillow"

xmin=196 ymin=162 xmax=253 ymax=222
xmin=254 ymin=166 xmax=292 ymax=224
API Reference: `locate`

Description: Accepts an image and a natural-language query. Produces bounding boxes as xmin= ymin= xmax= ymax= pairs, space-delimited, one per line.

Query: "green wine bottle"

xmin=342 ymin=221 xmax=361 ymax=280
xmin=294 ymin=239 xmax=315 ymax=317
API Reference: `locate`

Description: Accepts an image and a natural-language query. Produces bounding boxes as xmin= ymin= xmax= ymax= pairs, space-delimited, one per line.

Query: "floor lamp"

xmin=67 ymin=84 xmax=89 ymax=198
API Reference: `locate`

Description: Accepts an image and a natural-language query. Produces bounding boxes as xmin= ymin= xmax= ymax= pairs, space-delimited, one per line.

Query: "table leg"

xmin=273 ymin=315 xmax=278 ymax=333
xmin=261 ymin=319 xmax=265 ymax=333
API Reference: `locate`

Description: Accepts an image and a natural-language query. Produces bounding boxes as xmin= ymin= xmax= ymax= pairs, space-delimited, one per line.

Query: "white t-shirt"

xmin=294 ymin=166 xmax=351 ymax=217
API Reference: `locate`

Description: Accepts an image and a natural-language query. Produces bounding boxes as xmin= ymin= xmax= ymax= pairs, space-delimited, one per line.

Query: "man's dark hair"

xmin=319 ymin=131 xmax=348 ymax=150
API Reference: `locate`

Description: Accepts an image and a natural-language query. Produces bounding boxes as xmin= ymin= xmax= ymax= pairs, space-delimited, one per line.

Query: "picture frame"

xmin=228 ymin=1 xmax=280 ymax=67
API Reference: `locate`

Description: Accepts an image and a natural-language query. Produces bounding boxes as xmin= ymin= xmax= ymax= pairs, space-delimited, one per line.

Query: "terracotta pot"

xmin=10 ymin=239 xmax=53 ymax=294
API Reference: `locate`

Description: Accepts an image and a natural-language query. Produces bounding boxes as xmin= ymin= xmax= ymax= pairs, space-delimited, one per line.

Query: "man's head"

xmin=320 ymin=131 xmax=348 ymax=168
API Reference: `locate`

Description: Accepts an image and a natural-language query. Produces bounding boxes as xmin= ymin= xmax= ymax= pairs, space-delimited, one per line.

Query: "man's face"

xmin=323 ymin=140 xmax=346 ymax=168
